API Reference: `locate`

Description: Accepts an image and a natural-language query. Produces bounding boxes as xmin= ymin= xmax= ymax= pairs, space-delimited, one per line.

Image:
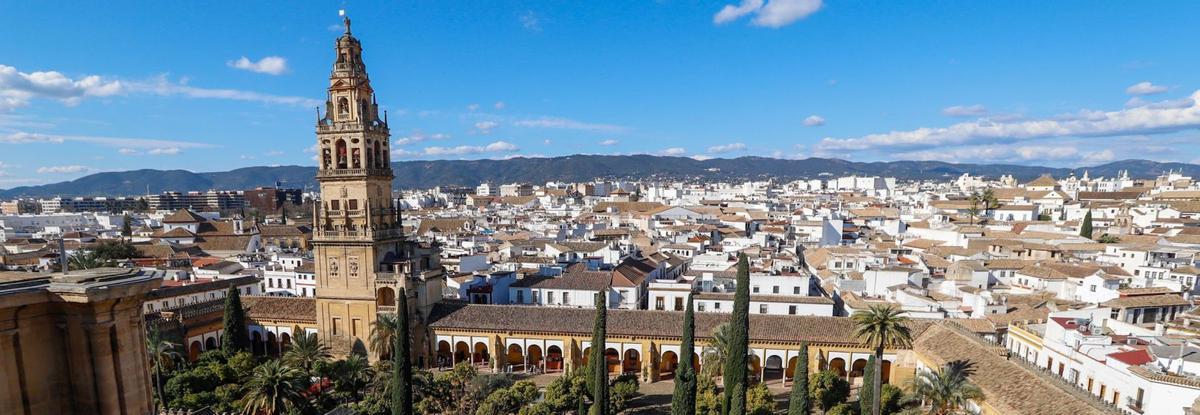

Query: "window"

xmin=656 ymin=297 xmax=665 ymax=310
xmin=352 ymin=318 xmax=361 ymax=337
xmin=752 ymin=286 xmax=760 ymax=293
xmin=562 ymin=292 xmax=570 ymax=304
xmin=269 ymin=279 xmax=275 ymax=288
xmin=715 ymin=302 xmax=722 ymax=310
xmin=331 ymin=199 xmax=341 ymax=210
xmin=517 ymin=290 xmax=525 ymax=303
xmin=698 ymin=302 xmax=706 ymax=312
xmin=548 ymin=291 xmax=555 ymax=304
xmin=772 ymin=286 xmax=780 ymax=294
xmin=532 ymin=291 xmax=540 ymax=303
xmin=348 ymin=199 xmax=358 ymax=210
xmin=793 ymin=286 xmax=801 ymax=295
xmin=1089 ymin=285 xmax=1096 ymax=292
xmin=789 ymin=305 xmax=797 ymax=315
xmin=674 ymin=297 xmax=684 ymax=311
xmin=759 ymin=304 xmax=768 ymax=314
xmin=332 ymin=318 xmax=341 ymax=336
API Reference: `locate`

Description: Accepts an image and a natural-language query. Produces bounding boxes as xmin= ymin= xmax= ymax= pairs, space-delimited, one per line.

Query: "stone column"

xmin=87 ymin=321 xmax=121 ymax=415
xmin=0 ymin=328 xmax=25 ymax=415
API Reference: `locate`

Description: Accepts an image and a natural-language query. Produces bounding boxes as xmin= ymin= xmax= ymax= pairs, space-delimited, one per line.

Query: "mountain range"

xmin=3 ymin=156 xmax=1195 ymax=198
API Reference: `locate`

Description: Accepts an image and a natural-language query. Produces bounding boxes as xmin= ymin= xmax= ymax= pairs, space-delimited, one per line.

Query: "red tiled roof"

xmin=1107 ymin=349 xmax=1153 ymax=366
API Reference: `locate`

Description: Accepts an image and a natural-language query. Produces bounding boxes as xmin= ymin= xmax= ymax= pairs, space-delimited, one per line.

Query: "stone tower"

xmin=313 ymin=17 xmax=445 ymax=362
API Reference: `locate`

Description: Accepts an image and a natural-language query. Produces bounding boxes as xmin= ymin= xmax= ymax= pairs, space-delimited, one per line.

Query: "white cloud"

xmin=227 ymin=56 xmax=289 ymax=75
xmin=494 ymin=101 xmax=506 ymax=110
xmin=691 ymin=155 xmax=714 ymax=161
xmin=803 ymin=115 xmax=825 ymax=127
xmin=658 ymin=147 xmax=687 ymax=156
xmin=818 ymin=89 xmax=1200 ymax=152
xmin=707 ymin=142 xmax=747 ymax=154
xmin=394 ymin=132 xmax=450 ymax=145
xmin=127 ymin=75 xmax=320 ymax=107
xmin=1 ymin=131 xmax=211 ymax=150
xmin=714 ymin=0 xmax=764 ymax=24
xmin=714 ymin=0 xmax=822 ymax=28
xmin=941 ymin=104 xmax=988 ymax=117
xmin=397 ymin=141 xmax=520 ymax=158
xmin=1126 ymin=81 xmax=1168 ymax=96
xmin=513 ymin=117 xmax=626 ymax=132
xmin=0 ymin=64 xmax=122 ymax=110
xmin=599 ymin=139 xmax=619 ymax=146
xmin=148 ymin=147 xmax=181 ymax=155
xmin=118 ymin=148 xmax=138 ymax=155
xmin=467 ymin=103 xmax=480 ymax=112
xmin=36 ymin=165 xmax=89 ymax=174
xmin=520 ymin=11 xmax=542 ymax=31
xmin=1082 ymin=149 xmax=1116 ymax=163
xmin=474 ymin=120 xmax=499 ymax=134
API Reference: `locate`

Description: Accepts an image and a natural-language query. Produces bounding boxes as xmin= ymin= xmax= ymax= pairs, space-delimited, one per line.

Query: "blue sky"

xmin=3 ymin=1 xmax=1200 ymax=188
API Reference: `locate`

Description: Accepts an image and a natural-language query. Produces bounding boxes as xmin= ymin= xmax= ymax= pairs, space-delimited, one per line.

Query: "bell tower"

xmin=312 ymin=17 xmax=445 ymax=362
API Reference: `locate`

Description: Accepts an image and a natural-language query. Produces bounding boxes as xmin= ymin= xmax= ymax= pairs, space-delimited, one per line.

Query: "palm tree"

xmin=980 ymin=188 xmax=997 ymax=214
xmin=283 ymin=330 xmax=331 ymax=379
xmin=853 ymin=304 xmax=913 ymax=415
xmin=146 ymin=327 xmax=180 ymax=409
xmin=370 ymin=312 xmax=400 ymax=360
xmin=238 ymin=360 xmax=310 ymax=415
xmin=966 ymin=192 xmax=981 ymax=225
xmin=907 ymin=361 xmax=983 ymax=415
xmin=335 ymin=354 xmax=373 ymax=401
xmin=68 ymin=251 xmax=106 ymax=270
xmin=702 ymin=323 xmax=731 ymax=377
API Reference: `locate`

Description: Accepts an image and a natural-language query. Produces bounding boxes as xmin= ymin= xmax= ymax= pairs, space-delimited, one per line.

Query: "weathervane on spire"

xmin=339 ymin=9 xmax=351 ymax=34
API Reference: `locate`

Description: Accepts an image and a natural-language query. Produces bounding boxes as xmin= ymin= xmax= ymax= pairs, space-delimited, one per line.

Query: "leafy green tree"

xmin=284 ymin=329 xmax=331 ymax=378
xmin=879 ymin=384 xmax=906 ymax=415
xmin=221 ymin=286 xmax=250 ymax=354
xmin=860 ymin=355 xmax=876 ymax=415
xmin=827 ymin=403 xmax=857 ymax=415
xmin=745 ymin=383 xmax=777 ymax=415
xmin=809 ymin=370 xmax=850 ymax=413
xmin=671 ymin=293 xmax=698 ymax=415
xmin=332 ymin=354 xmax=373 ymax=401
xmin=852 ymin=304 xmax=912 ymax=415
xmin=237 ymin=360 xmax=309 ymax=415
xmin=392 ymin=288 xmax=413 ymax=415
xmin=589 ymin=291 xmax=609 ymax=415
xmin=1098 ymin=233 xmax=1120 ymax=243
xmin=121 ymin=214 xmax=133 ymax=237
xmin=696 ymin=374 xmax=723 ymax=415
xmin=92 ymin=239 xmax=137 ymax=262
xmin=475 ymin=380 xmax=539 ymax=415
xmin=540 ymin=368 xmax=588 ymax=412
xmin=907 ymin=361 xmax=982 ymax=415
xmin=609 ymin=374 xmax=641 ymax=413
xmin=1080 ymin=210 xmax=1094 ymax=239
xmin=723 ymin=253 xmax=752 ymax=415
xmin=788 ymin=343 xmax=810 ymax=415
xmin=146 ymin=327 xmax=180 ymax=409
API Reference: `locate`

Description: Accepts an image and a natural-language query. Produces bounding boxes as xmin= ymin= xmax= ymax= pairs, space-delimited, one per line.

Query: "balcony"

xmin=377 ymin=305 xmax=397 ymax=314
xmin=313 ymin=226 xmax=405 ymax=241
xmin=316 ymin=168 xmax=392 ymax=179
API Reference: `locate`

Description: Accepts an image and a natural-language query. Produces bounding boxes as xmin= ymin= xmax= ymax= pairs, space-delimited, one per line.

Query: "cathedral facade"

xmin=312 ymin=18 xmax=445 ymax=361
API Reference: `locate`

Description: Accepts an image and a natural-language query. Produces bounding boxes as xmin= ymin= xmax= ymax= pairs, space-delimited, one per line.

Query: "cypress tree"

xmin=787 ymin=343 xmax=810 ymax=415
xmin=220 ymin=285 xmax=249 ymax=354
xmin=589 ymin=291 xmax=609 ymax=415
xmin=1080 ymin=210 xmax=1094 ymax=239
xmin=859 ymin=355 xmax=875 ymax=415
xmin=723 ymin=253 xmax=751 ymax=415
xmin=671 ymin=293 xmax=698 ymax=415
xmin=392 ymin=288 xmax=413 ymax=415
xmin=121 ymin=214 xmax=132 ymax=237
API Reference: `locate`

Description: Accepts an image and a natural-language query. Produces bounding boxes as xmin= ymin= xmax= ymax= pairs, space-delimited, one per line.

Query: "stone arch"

xmin=251 ymin=331 xmax=264 ymax=355
xmin=322 ymin=147 xmax=332 ymax=170
xmin=267 ymin=332 xmax=279 ymax=357
xmin=373 ymin=141 xmax=382 ymax=169
xmin=749 ymin=355 xmax=762 ymax=383
xmin=376 ymin=287 xmax=396 ymax=307
xmin=786 ymin=356 xmax=800 ymax=380
xmin=582 ymin=347 xmax=591 ymax=367
xmin=851 ymin=358 xmax=868 ymax=379
xmin=507 ymin=344 xmax=525 ymax=371
xmin=829 ymin=358 xmax=847 ymax=377
xmin=437 ymin=341 xmax=452 ymax=367
xmin=528 ymin=344 xmax=544 ymax=369
xmin=338 ymin=97 xmax=350 ymax=116
xmin=547 ymin=345 xmax=564 ymax=373
xmin=189 ymin=341 xmax=202 ymax=361
xmin=622 ymin=349 xmax=641 ymax=375
xmin=454 ymin=341 xmax=470 ymax=364
xmin=335 ymin=139 xmax=348 ymax=169
xmin=660 ymin=351 xmax=679 ymax=378
xmin=605 ymin=348 xmax=621 ymax=374
xmin=280 ymin=332 xmax=291 ymax=353
xmin=474 ymin=342 xmax=489 ymax=365
xmin=204 ymin=336 xmax=217 ymax=351
xmin=765 ymin=355 xmax=784 ymax=382
xmin=352 ymin=147 xmax=361 ymax=169
xmin=882 ymin=359 xmax=893 ymax=384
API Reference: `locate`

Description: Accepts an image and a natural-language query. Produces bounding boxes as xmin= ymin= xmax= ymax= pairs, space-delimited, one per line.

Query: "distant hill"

xmin=2 ymin=155 xmax=1195 ymax=198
